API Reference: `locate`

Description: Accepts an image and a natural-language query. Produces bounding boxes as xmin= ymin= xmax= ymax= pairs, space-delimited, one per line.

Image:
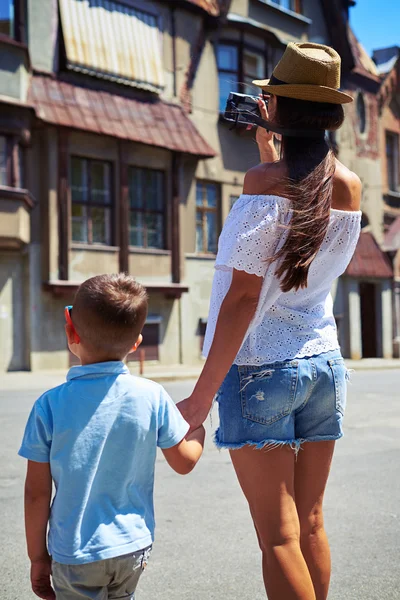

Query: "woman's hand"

xmin=256 ymin=97 xmax=279 ymax=163
xmin=178 ymin=394 xmax=213 ymax=432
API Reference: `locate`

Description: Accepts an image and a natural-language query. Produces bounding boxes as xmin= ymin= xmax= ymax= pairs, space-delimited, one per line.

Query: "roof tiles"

xmin=345 ymin=231 xmax=393 ymax=279
xmin=29 ymin=75 xmax=216 ymax=158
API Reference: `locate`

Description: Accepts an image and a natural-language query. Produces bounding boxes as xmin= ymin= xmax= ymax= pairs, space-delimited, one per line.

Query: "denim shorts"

xmin=215 ymin=349 xmax=348 ymax=454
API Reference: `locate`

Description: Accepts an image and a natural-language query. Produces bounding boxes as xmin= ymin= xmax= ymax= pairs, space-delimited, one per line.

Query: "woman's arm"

xmin=178 ymin=269 xmax=263 ymax=430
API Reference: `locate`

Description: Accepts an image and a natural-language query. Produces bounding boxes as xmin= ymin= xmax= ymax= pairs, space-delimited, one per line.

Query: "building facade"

xmin=0 ymin=0 xmax=396 ymax=372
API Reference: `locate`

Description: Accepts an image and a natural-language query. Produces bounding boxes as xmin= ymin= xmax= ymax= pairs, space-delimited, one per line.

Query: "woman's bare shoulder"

xmin=243 ymin=162 xmax=286 ymax=195
xmin=332 ymin=160 xmax=362 ymax=212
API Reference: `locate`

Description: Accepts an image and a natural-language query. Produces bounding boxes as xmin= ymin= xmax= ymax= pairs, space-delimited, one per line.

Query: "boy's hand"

xmin=31 ymin=555 xmax=55 ymax=600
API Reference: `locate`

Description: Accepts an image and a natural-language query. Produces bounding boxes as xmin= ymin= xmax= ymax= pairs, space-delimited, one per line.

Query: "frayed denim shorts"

xmin=215 ymin=349 xmax=349 ymax=454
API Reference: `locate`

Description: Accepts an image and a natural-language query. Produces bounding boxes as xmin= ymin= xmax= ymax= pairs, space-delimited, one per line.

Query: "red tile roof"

xmin=28 ymin=75 xmax=216 ymax=158
xmin=347 ymin=27 xmax=382 ymax=83
xmin=383 ymin=217 xmax=400 ymax=252
xmin=345 ymin=231 xmax=393 ymax=279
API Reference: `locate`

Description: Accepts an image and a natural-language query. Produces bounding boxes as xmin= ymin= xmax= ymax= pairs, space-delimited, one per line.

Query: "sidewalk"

xmin=1 ymin=359 xmax=399 ymax=392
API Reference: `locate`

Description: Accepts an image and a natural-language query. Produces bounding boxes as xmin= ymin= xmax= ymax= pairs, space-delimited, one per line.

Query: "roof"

xmin=182 ymin=0 xmax=220 ymax=16
xmin=59 ymin=0 xmax=164 ymax=92
xmin=373 ymin=46 xmax=400 ymax=76
xmin=28 ymin=75 xmax=216 ymax=158
xmin=347 ymin=27 xmax=381 ymax=83
xmin=382 ymin=217 xmax=400 ymax=252
xmin=345 ymin=231 xmax=393 ymax=279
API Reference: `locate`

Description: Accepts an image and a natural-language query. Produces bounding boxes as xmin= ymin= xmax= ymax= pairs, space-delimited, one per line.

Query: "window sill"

xmin=71 ymin=243 xmax=119 ymax=252
xmin=0 ymin=34 xmax=29 ymax=51
xmin=0 ymin=185 xmax=35 ymax=209
xmin=186 ymin=253 xmax=216 ymax=260
xmin=256 ymin=1 xmax=312 ymax=24
xmin=129 ymin=247 xmax=171 ymax=256
xmin=44 ymin=280 xmax=189 ymax=299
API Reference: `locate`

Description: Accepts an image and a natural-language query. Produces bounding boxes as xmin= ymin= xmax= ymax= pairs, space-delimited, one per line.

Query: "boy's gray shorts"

xmin=52 ymin=546 xmax=152 ymax=600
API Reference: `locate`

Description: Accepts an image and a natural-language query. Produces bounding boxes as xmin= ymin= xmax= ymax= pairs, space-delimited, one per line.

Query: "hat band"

xmin=269 ymin=74 xmax=286 ymax=85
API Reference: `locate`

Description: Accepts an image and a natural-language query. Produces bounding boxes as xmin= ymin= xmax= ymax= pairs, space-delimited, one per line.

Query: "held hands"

xmin=178 ymin=393 xmax=213 ymax=432
xmin=30 ymin=555 xmax=55 ymax=600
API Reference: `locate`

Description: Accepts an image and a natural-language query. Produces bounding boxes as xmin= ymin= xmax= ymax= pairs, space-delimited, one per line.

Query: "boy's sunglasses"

xmin=65 ymin=305 xmax=80 ymax=343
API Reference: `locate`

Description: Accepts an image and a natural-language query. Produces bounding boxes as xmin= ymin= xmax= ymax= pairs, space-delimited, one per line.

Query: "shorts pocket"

xmin=239 ymin=363 xmax=298 ymax=426
xmin=328 ymin=358 xmax=347 ymax=416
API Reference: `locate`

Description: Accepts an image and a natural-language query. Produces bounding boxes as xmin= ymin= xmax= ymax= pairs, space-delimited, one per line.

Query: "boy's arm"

xmin=24 ymin=460 xmax=55 ymax=600
xmin=162 ymin=426 xmax=205 ymax=475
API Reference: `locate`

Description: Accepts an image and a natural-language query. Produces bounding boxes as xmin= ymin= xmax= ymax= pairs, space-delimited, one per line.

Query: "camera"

xmin=224 ymin=92 xmax=267 ymax=126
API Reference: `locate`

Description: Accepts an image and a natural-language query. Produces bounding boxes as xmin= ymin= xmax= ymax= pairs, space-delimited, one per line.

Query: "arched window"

xmin=357 ymin=93 xmax=367 ymax=134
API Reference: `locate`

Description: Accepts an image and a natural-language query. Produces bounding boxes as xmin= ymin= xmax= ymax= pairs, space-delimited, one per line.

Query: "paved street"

xmin=1 ymin=370 xmax=400 ymax=600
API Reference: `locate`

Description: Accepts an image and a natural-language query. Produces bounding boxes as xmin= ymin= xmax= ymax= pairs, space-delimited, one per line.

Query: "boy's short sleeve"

xmin=18 ymin=399 xmax=52 ymax=463
xmin=157 ymin=388 xmax=190 ymax=449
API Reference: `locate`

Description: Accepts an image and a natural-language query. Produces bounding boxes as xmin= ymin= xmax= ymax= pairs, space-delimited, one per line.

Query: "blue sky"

xmin=350 ymin=0 xmax=400 ymax=55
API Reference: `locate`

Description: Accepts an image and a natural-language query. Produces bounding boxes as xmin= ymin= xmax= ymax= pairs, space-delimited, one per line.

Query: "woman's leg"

xmin=294 ymin=441 xmax=335 ymax=600
xmin=230 ymin=445 xmax=316 ymax=600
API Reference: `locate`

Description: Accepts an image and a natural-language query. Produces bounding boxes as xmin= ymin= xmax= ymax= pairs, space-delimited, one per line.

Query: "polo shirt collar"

xmin=67 ymin=361 xmax=130 ymax=381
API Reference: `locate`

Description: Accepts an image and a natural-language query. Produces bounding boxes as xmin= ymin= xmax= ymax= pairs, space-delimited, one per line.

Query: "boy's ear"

xmin=130 ymin=334 xmax=143 ymax=353
xmin=65 ymin=323 xmax=80 ymax=345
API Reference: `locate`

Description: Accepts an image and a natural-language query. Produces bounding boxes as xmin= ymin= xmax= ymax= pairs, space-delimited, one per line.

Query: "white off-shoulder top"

xmin=202 ymin=195 xmax=361 ymax=365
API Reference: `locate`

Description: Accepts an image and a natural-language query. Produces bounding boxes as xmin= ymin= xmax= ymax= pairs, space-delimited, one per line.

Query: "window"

xmin=71 ymin=157 xmax=113 ymax=245
xmin=243 ymin=51 xmax=265 ymax=95
xmin=0 ymin=134 xmax=24 ymax=187
xmin=386 ymin=132 xmax=399 ymax=193
xmin=0 ymin=137 xmax=8 ymax=186
xmin=0 ymin=1 xmax=26 ymax=42
xmin=270 ymin=0 xmax=302 ymax=13
xmin=357 ymin=94 xmax=367 ymax=134
xmin=217 ymin=44 xmax=239 ymax=113
xmin=128 ymin=318 xmax=161 ymax=362
xmin=129 ymin=167 xmax=165 ymax=249
xmin=196 ymin=182 xmax=219 ymax=254
xmin=217 ymin=44 xmax=266 ymax=112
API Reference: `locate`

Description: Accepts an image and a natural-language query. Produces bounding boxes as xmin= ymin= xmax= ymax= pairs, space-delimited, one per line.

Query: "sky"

xmin=350 ymin=0 xmax=400 ymax=56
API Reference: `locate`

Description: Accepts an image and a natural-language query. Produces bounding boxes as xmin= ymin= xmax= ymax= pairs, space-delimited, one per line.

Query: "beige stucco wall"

xmin=0 ymin=199 xmax=30 ymax=245
xmin=129 ymin=251 xmax=172 ymax=282
xmin=0 ymin=251 xmax=29 ymax=371
xmin=338 ymin=98 xmax=383 ymax=243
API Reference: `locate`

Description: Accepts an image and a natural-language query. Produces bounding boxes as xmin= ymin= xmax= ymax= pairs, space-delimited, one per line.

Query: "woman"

xmin=179 ymin=43 xmax=362 ymax=600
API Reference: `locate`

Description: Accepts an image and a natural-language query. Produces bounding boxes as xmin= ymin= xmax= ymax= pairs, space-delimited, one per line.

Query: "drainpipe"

xmin=170 ymin=5 xmax=177 ymax=98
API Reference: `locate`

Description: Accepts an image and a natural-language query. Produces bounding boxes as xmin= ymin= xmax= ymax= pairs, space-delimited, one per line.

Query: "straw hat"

xmin=253 ymin=42 xmax=353 ymax=104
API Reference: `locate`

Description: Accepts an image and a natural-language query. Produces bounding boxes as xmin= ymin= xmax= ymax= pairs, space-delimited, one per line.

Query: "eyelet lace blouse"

xmin=202 ymin=195 xmax=361 ymax=365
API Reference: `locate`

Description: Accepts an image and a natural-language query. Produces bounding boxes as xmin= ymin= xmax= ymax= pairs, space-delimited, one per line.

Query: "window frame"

xmin=128 ymin=166 xmax=167 ymax=251
xmin=195 ymin=181 xmax=221 ymax=256
xmin=0 ymin=0 xmax=27 ymax=44
xmin=70 ymin=156 xmax=114 ymax=247
xmin=217 ymin=39 xmax=269 ymax=113
xmin=386 ymin=131 xmax=400 ymax=194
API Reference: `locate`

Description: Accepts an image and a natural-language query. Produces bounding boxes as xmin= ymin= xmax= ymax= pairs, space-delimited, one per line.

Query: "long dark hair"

xmin=270 ymin=96 xmax=344 ymax=293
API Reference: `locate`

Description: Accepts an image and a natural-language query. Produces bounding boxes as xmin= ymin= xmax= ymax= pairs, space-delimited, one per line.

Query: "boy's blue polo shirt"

xmin=18 ymin=361 xmax=189 ymax=565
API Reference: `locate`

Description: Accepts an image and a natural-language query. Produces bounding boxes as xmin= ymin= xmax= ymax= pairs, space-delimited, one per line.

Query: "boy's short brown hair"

xmin=72 ymin=274 xmax=148 ymax=358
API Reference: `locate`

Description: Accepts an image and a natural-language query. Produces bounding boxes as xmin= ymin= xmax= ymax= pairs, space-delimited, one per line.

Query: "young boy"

xmin=19 ymin=274 xmax=204 ymax=600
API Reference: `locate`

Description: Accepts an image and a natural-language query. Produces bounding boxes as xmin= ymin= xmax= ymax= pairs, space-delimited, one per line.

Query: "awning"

xmin=29 ymin=75 xmax=216 ymax=158
xmin=345 ymin=231 xmax=393 ymax=279
xmin=59 ymin=0 xmax=164 ymax=93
